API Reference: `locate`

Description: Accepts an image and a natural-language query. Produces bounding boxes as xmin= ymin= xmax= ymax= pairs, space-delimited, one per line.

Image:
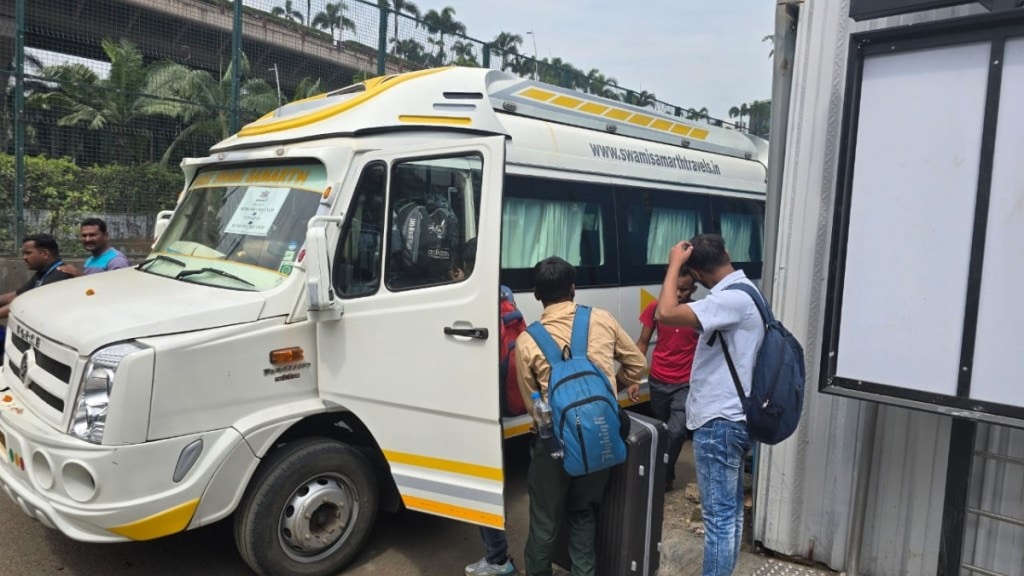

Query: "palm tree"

xmin=28 ymin=38 xmax=151 ymax=163
xmin=630 ymin=90 xmax=657 ymax=109
xmin=763 ymin=34 xmax=775 ymax=59
xmin=490 ymin=32 xmax=522 ymax=72
xmin=313 ymin=2 xmax=356 ymax=47
xmin=142 ymin=55 xmax=278 ymax=166
xmin=291 ymin=77 xmax=323 ymax=101
xmin=379 ymin=0 xmax=421 ymax=47
xmin=422 ymin=7 xmax=466 ymax=64
xmin=685 ymin=107 xmax=710 ymax=121
xmin=728 ymin=102 xmax=750 ymax=130
xmin=271 ymin=0 xmax=304 ymax=25
xmin=393 ymin=38 xmax=429 ymax=66
xmin=585 ymin=69 xmax=618 ymax=98
xmin=451 ymin=41 xmax=478 ymax=67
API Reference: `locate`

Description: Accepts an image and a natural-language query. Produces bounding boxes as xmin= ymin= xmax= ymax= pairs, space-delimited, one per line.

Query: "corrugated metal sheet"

xmin=962 ymin=425 xmax=1024 ymax=576
xmin=758 ymin=0 xmax=1000 ymax=574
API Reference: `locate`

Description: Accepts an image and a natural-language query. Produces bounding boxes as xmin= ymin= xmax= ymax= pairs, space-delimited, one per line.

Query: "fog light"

xmin=62 ymin=461 xmax=97 ymax=502
xmin=31 ymin=451 xmax=54 ymax=490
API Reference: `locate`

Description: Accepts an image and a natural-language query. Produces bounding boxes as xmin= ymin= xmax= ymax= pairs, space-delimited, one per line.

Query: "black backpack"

xmin=711 ymin=283 xmax=805 ymax=445
xmin=395 ymin=197 xmax=459 ymax=279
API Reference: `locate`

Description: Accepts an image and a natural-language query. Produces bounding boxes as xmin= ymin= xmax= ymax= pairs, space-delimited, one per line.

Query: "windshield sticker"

xmin=224 ymin=187 xmax=289 ymax=236
xmin=193 ymin=166 xmax=318 ymax=189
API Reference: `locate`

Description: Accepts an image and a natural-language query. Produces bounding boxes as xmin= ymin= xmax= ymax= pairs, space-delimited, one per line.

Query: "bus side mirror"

xmin=305 ymin=215 xmax=344 ymax=322
xmin=152 ymin=210 xmax=174 ymax=247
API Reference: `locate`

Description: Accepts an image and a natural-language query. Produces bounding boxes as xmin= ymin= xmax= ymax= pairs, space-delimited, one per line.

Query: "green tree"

xmin=313 ymin=2 xmax=356 ymax=46
xmin=379 ymin=0 xmax=422 ymax=48
xmin=393 ymin=38 xmax=429 ymax=66
xmin=746 ymin=99 xmax=771 ymax=138
xmin=585 ymin=69 xmax=619 ymax=99
xmin=28 ymin=39 xmax=152 ymax=164
xmin=728 ymin=103 xmax=750 ymax=130
xmin=451 ymin=41 xmax=479 ymax=67
xmin=685 ymin=107 xmax=710 ymax=121
xmin=272 ymin=0 xmax=304 ymax=25
xmin=490 ymin=32 xmax=522 ymax=72
xmin=291 ymin=77 xmax=323 ymax=101
xmin=422 ymin=7 xmax=466 ymax=64
xmin=142 ymin=55 xmax=278 ymax=166
xmin=629 ymin=90 xmax=657 ymax=109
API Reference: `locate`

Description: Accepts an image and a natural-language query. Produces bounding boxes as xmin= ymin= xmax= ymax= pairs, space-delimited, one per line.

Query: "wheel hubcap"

xmin=279 ymin=474 xmax=357 ymax=562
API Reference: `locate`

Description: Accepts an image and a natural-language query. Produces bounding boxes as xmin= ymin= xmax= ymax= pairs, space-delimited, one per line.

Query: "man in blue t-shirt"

xmin=62 ymin=218 xmax=131 ymax=276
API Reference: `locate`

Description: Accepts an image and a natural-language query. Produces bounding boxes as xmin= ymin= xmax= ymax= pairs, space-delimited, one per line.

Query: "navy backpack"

xmin=526 ymin=306 xmax=628 ymax=476
xmin=712 ymin=283 xmax=805 ymax=445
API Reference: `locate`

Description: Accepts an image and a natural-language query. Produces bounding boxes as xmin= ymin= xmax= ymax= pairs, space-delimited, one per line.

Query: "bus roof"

xmin=214 ymin=67 xmax=767 ymax=165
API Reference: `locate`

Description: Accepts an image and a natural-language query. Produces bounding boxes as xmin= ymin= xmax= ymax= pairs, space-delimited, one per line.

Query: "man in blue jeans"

xmin=654 ymin=234 xmax=765 ymax=576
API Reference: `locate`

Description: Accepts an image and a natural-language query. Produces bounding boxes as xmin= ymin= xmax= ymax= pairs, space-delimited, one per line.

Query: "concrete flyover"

xmin=0 ymin=0 xmax=417 ymax=93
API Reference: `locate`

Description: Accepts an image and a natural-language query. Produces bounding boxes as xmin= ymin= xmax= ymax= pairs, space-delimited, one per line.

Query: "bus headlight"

xmin=70 ymin=342 xmax=146 ymax=444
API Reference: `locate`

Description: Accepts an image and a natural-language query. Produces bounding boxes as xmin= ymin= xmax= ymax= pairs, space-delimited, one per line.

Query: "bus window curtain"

xmin=647 ymin=208 xmax=701 ymax=264
xmin=502 ymin=197 xmax=595 ymax=267
xmin=720 ymin=213 xmax=755 ymax=262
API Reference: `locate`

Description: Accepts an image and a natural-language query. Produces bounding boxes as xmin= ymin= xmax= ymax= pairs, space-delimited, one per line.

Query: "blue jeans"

xmin=693 ymin=418 xmax=750 ymax=576
xmin=479 ymin=526 xmax=509 ymax=564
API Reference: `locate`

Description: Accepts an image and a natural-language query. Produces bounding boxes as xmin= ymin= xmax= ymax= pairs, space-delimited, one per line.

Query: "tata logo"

xmin=13 ymin=324 xmax=41 ymax=349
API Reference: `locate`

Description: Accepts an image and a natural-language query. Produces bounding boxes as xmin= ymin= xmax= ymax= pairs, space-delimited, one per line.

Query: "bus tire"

xmin=233 ymin=437 xmax=379 ymax=576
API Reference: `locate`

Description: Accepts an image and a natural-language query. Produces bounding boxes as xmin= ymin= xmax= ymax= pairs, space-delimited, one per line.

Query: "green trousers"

xmin=524 ymin=438 xmax=611 ymax=576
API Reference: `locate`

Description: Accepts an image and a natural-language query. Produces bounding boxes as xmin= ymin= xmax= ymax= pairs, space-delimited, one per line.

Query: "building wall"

xmin=756 ymin=1 xmax=1000 ymax=574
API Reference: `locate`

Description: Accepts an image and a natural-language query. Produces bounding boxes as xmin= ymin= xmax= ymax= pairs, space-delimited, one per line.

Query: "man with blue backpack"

xmin=515 ymin=256 xmax=646 ymax=576
xmin=655 ymin=234 xmax=804 ymax=576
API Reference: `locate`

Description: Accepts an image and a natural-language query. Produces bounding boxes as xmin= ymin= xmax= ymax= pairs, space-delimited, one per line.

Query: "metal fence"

xmin=1 ymin=0 xmax=765 ymax=255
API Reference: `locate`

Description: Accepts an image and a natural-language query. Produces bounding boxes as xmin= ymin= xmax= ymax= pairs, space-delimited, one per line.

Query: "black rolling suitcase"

xmin=555 ymin=411 xmax=669 ymax=576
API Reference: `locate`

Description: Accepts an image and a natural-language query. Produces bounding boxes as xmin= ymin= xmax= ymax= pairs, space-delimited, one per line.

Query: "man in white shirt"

xmin=655 ymin=234 xmax=765 ymax=576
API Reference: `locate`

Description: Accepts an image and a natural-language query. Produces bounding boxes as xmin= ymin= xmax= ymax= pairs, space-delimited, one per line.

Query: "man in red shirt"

xmin=636 ymin=269 xmax=699 ymax=491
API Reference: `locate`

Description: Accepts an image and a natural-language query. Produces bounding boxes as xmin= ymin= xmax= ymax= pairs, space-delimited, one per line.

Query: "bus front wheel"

xmin=234 ymin=437 xmax=379 ymax=576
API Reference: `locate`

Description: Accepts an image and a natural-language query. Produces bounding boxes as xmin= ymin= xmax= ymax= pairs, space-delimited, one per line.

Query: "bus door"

xmin=318 ymin=135 xmax=507 ymax=529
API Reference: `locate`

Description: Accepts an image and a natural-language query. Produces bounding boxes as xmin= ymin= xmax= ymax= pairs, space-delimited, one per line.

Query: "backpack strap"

xmin=526 ymin=321 xmax=565 ymax=366
xmin=569 ymin=305 xmax=592 ymax=359
xmin=723 ymin=282 xmax=774 ymax=325
xmin=710 ymin=330 xmax=747 ymax=403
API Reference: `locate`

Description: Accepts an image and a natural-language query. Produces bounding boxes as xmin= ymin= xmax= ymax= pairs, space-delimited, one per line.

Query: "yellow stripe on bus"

xmin=503 ymin=422 xmax=533 ymax=439
xmin=401 ymin=495 xmax=504 ymax=528
xmin=383 ymin=450 xmax=503 ymax=481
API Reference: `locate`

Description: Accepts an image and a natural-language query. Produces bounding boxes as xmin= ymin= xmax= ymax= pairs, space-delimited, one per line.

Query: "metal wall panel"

xmin=962 ymin=425 xmax=1024 ymax=576
xmin=758 ymin=0 xmax=988 ymax=573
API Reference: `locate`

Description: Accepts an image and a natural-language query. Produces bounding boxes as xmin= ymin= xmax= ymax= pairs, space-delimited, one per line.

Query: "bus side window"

xmin=711 ymin=197 xmax=764 ymax=278
xmin=334 ymin=162 xmax=387 ymax=297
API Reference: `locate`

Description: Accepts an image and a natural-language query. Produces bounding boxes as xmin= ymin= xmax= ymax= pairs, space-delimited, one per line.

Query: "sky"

xmin=442 ymin=0 xmax=776 ymax=120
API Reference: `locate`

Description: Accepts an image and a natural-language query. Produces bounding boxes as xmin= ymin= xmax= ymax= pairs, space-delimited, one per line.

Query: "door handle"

xmin=444 ymin=326 xmax=489 ymax=340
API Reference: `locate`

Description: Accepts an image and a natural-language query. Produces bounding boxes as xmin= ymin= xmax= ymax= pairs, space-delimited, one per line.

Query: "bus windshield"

xmin=146 ymin=162 xmax=326 ymax=291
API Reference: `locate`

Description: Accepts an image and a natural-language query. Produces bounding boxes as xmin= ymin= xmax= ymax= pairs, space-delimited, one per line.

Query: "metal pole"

xmin=13 ymin=0 xmax=25 ymax=243
xmin=761 ymin=0 xmax=800 ymax=304
xmin=230 ymin=0 xmax=242 ymax=134
xmin=270 ymin=64 xmax=282 ymax=104
xmin=377 ymin=5 xmax=388 ymax=76
xmin=846 ymin=402 xmax=879 ymax=575
xmin=527 ymin=31 xmax=538 ymax=80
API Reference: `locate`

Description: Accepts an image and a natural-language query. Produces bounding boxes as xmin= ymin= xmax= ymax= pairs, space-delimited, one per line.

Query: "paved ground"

xmin=0 ymin=434 xmax=836 ymax=575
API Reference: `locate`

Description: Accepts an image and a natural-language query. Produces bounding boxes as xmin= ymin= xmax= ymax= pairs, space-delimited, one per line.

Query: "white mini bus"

xmin=0 ymin=67 xmax=767 ymax=576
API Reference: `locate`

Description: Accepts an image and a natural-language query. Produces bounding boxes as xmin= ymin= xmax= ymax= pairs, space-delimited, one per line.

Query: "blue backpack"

xmin=713 ymin=283 xmax=805 ymax=445
xmin=526 ymin=306 xmax=627 ymax=476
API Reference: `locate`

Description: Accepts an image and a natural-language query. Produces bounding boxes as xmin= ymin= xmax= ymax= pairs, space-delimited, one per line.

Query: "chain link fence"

xmin=1 ymin=0 xmax=764 ymax=256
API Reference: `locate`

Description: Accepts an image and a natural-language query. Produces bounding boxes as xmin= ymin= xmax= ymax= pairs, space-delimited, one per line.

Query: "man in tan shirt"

xmin=515 ymin=256 xmax=646 ymax=576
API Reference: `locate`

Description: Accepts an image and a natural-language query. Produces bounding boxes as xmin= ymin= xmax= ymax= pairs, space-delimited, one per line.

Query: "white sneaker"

xmin=464 ymin=556 xmax=516 ymax=575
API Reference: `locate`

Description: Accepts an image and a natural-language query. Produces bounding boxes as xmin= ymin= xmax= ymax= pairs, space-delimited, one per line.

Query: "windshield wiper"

xmin=137 ymin=254 xmax=187 ymax=271
xmin=175 ymin=267 xmax=255 ymax=288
